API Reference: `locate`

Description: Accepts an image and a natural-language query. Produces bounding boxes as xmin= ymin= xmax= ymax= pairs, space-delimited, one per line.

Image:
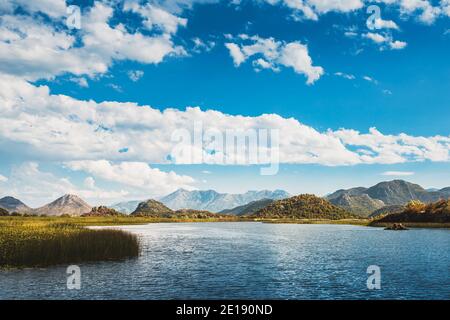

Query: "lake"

xmin=0 ymin=222 xmax=449 ymax=299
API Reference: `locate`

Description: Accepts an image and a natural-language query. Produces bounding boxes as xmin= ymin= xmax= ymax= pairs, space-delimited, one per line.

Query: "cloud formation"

xmin=0 ymin=1 xmax=186 ymax=81
xmin=225 ymin=35 xmax=324 ymax=84
xmin=1 ymin=75 xmax=449 ymax=168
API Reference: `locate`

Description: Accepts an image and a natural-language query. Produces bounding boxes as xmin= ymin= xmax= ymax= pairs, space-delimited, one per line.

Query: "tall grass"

xmin=0 ymin=219 xmax=139 ymax=268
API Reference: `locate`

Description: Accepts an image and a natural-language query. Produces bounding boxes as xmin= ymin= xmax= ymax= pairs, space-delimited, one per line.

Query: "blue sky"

xmin=0 ymin=0 xmax=449 ymax=206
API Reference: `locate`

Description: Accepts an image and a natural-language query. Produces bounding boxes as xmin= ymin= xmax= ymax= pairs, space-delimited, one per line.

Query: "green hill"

xmin=250 ymin=194 xmax=356 ymax=220
xmin=373 ymin=200 xmax=450 ymax=223
xmin=131 ymin=199 xmax=174 ymax=217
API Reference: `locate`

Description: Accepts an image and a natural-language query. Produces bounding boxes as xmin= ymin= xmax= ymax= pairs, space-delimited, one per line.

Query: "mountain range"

xmin=326 ymin=180 xmax=450 ymax=217
xmin=1 ymin=180 xmax=449 ymax=217
xmin=159 ymin=188 xmax=290 ymax=212
xmin=111 ymin=189 xmax=290 ymax=214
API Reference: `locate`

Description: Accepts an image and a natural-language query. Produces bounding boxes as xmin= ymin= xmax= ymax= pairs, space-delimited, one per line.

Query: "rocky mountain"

xmin=33 ymin=194 xmax=92 ymax=216
xmin=131 ymin=199 xmax=174 ymax=217
xmin=109 ymin=200 xmax=142 ymax=214
xmin=328 ymin=193 xmax=385 ymax=217
xmin=159 ymin=189 xmax=290 ymax=212
xmin=219 ymin=198 xmax=275 ymax=216
xmin=251 ymin=194 xmax=356 ymax=220
xmin=364 ymin=180 xmax=438 ymax=205
xmin=326 ymin=180 xmax=450 ymax=216
xmin=0 ymin=196 xmax=31 ymax=213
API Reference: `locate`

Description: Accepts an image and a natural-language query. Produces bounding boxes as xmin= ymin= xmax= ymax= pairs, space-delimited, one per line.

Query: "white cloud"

xmin=0 ymin=0 xmax=68 ymax=18
xmin=0 ymin=2 xmax=186 ymax=81
xmin=382 ymin=171 xmax=415 ymax=176
xmin=0 ymin=162 xmax=129 ymax=207
xmin=0 ymin=75 xmax=449 ymax=168
xmin=225 ymin=35 xmax=324 ymax=84
xmin=364 ymin=32 xmax=407 ymax=50
xmin=84 ymin=177 xmax=96 ymax=189
xmin=264 ymin=0 xmax=363 ymax=20
xmin=225 ymin=43 xmax=246 ymax=66
xmin=0 ymin=174 xmax=8 ymax=182
xmin=364 ymin=32 xmax=389 ymax=43
xmin=127 ymin=70 xmax=145 ymax=82
xmin=390 ymin=40 xmax=408 ymax=49
xmin=335 ymin=72 xmax=356 ymax=80
xmin=373 ymin=17 xmax=400 ymax=30
xmin=66 ymin=160 xmax=196 ymax=196
xmin=70 ymin=77 xmax=89 ymax=88
xmin=192 ymin=37 xmax=216 ymax=52
xmin=363 ymin=75 xmax=378 ymax=84
xmin=123 ymin=1 xmax=188 ymax=34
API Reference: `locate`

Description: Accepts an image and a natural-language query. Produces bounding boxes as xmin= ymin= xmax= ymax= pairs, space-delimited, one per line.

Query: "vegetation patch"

xmin=0 ymin=218 xmax=139 ymax=268
xmin=371 ymin=199 xmax=450 ymax=225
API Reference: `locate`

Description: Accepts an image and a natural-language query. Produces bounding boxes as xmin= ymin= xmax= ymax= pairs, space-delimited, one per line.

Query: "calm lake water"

xmin=1 ymin=222 xmax=449 ymax=300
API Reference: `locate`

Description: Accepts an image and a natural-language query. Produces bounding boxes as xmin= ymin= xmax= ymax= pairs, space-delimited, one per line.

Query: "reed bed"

xmin=0 ymin=219 xmax=139 ymax=268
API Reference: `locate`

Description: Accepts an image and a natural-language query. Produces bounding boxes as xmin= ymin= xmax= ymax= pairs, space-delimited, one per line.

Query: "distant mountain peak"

xmin=327 ymin=179 xmax=449 ymax=217
xmin=159 ymin=188 xmax=290 ymax=212
xmin=34 ymin=194 xmax=92 ymax=216
xmin=0 ymin=196 xmax=30 ymax=213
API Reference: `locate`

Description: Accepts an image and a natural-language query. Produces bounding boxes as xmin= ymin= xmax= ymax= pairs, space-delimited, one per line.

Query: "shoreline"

xmin=2 ymin=216 xmax=448 ymax=228
xmin=1 ymin=216 xmax=448 ymax=269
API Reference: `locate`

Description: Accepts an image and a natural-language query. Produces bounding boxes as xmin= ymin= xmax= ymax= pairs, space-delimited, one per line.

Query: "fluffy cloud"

xmin=0 ymin=75 xmax=449 ymax=168
xmin=0 ymin=174 xmax=8 ymax=182
xmin=0 ymin=0 xmax=68 ymax=18
xmin=0 ymin=1 xmax=186 ymax=81
xmin=264 ymin=0 xmax=363 ymax=20
xmin=372 ymin=17 xmax=400 ymax=30
xmin=127 ymin=70 xmax=145 ymax=82
xmin=123 ymin=1 xmax=188 ymax=34
xmin=225 ymin=35 xmax=324 ymax=84
xmin=0 ymin=162 xmax=130 ymax=207
xmin=66 ymin=160 xmax=195 ymax=195
xmin=278 ymin=42 xmax=324 ymax=84
xmin=364 ymin=32 xmax=407 ymax=50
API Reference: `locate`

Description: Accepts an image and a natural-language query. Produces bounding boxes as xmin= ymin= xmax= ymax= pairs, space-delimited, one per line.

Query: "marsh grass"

xmin=0 ymin=218 xmax=139 ymax=268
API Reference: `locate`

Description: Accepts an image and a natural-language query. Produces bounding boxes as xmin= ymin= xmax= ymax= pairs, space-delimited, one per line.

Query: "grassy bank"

xmin=0 ymin=218 xmax=139 ymax=268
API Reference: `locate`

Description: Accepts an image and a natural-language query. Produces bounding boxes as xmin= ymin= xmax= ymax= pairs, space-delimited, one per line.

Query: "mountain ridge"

xmin=159 ymin=188 xmax=290 ymax=212
xmin=327 ymin=180 xmax=450 ymax=216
